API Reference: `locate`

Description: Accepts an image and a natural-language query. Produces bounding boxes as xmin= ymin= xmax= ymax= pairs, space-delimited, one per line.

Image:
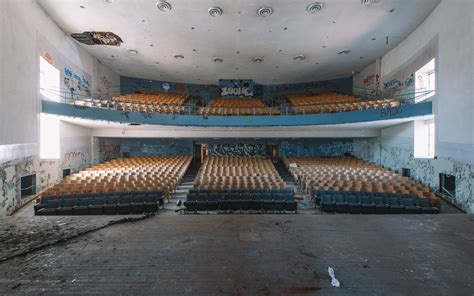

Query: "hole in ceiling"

xmin=127 ymin=49 xmax=138 ymax=55
xmin=237 ymin=29 xmax=241 ymax=32
xmin=389 ymin=8 xmax=395 ymax=13
xmin=71 ymin=31 xmax=123 ymax=46
xmin=252 ymin=56 xmax=264 ymax=63
xmin=150 ymin=44 xmax=154 ymax=47
xmin=212 ymin=57 xmax=223 ymax=63
xmin=257 ymin=7 xmax=273 ymax=17
xmin=307 ymin=2 xmax=324 ymax=13
xmin=80 ymin=5 xmax=85 ymax=8
xmin=236 ymin=51 xmax=240 ymax=54
xmin=174 ymin=54 xmax=184 ymax=59
xmin=283 ymin=27 xmax=288 ymax=30
xmin=337 ymin=49 xmax=351 ymax=55
xmin=208 ymin=7 xmax=223 ymax=17
xmin=156 ymin=62 xmax=159 ymax=64
xmin=322 ymin=45 xmax=327 ymax=48
xmin=191 ymin=27 xmax=195 ymax=30
xmin=192 ymin=49 xmax=196 ymax=52
xmin=372 ymin=37 xmax=376 ymax=41
xmin=294 ymin=54 xmax=306 ymax=61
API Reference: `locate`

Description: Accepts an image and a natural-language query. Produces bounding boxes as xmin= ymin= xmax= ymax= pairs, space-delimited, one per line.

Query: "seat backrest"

xmin=373 ymin=196 xmax=386 ymax=205
xmin=46 ymin=199 xmax=61 ymax=209
xmin=107 ymin=196 xmax=119 ymax=204
xmin=387 ymin=197 xmax=399 ymax=205
xmin=93 ymin=196 xmax=106 ymax=205
xmin=334 ymin=195 xmax=345 ymax=203
xmin=78 ymin=198 xmax=92 ymax=206
xmin=62 ymin=198 xmax=78 ymax=207
xmin=346 ymin=196 xmax=357 ymax=203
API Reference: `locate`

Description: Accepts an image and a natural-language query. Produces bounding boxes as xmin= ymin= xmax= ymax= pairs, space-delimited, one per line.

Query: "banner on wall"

xmin=219 ymin=79 xmax=254 ymax=97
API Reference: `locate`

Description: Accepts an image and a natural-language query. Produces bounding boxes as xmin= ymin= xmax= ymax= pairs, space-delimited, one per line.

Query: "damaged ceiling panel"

xmin=71 ymin=31 xmax=123 ymax=46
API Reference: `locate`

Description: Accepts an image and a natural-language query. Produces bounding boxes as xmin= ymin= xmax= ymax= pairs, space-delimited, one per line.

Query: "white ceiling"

xmin=38 ymin=0 xmax=440 ymax=85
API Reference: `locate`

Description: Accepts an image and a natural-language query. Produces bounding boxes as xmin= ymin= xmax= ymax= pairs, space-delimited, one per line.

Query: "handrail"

xmin=41 ymin=87 xmax=434 ymax=116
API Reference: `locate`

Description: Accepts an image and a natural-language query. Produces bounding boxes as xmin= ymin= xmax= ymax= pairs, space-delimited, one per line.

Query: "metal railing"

xmin=41 ymin=87 xmax=434 ymax=117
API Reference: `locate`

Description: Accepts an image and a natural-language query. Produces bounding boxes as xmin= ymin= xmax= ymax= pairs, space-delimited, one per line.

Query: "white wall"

xmin=0 ymin=0 xmax=119 ymax=215
xmin=380 ymin=0 xmax=474 ymax=165
xmin=356 ymin=0 xmax=474 ymax=212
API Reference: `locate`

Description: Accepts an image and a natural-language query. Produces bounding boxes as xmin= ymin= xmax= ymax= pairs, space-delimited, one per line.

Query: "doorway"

xmin=266 ymin=144 xmax=280 ymax=161
xmin=439 ymin=173 xmax=455 ymax=197
xmin=194 ymin=144 xmax=208 ymax=164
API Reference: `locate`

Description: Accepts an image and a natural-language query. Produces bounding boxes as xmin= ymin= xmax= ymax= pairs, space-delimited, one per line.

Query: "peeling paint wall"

xmin=0 ymin=121 xmax=92 ymax=216
xmin=352 ymin=137 xmax=381 ymax=165
xmin=381 ymin=123 xmax=473 ymax=213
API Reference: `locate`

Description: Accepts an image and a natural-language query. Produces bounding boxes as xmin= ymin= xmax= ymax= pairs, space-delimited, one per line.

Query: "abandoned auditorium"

xmin=0 ymin=0 xmax=473 ymax=294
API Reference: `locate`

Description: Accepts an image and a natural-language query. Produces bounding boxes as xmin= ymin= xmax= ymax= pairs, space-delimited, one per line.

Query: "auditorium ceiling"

xmin=37 ymin=0 xmax=440 ymax=84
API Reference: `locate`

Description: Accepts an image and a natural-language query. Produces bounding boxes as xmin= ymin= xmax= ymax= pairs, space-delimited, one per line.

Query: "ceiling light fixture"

xmin=127 ymin=49 xmax=138 ymax=55
xmin=337 ymin=49 xmax=351 ymax=55
xmin=156 ymin=1 xmax=172 ymax=12
xmin=361 ymin=0 xmax=379 ymax=6
xmin=104 ymin=0 xmax=115 ymax=3
xmin=212 ymin=57 xmax=223 ymax=63
xmin=257 ymin=7 xmax=273 ymax=17
xmin=208 ymin=7 xmax=223 ymax=17
xmin=307 ymin=2 xmax=324 ymax=13
xmin=294 ymin=54 xmax=306 ymax=61
xmin=252 ymin=56 xmax=264 ymax=63
xmin=174 ymin=54 xmax=184 ymax=59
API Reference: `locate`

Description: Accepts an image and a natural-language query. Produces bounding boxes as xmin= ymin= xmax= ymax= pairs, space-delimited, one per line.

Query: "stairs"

xmin=274 ymin=159 xmax=315 ymax=211
xmin=164 ymin=161 xmax=201 ymax=212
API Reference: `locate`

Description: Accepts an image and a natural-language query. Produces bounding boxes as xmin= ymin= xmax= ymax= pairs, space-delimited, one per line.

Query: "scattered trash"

xmin=247 ymin=250 xmax=261 ymax=257
xmin=327 ymin=267 xmax=340 ymax=287
xmin=71 ymin=279 xmax=76 ymax=283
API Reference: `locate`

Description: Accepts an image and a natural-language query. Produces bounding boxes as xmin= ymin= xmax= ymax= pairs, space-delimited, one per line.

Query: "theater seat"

xmin=347 ymin=195 xmax=361 ymax=214
xmin=387 ymin=197 xmax=404 ymax=214
xmin=284 ymin=195 xmax=297 ymax=212
xmin=38 ymin=199 xmax=61 ymax=215
xmin=320 ymin=195 xmax=335 ymax=213
xmin=373 ymin=196 xmax=389 ymax=214
xmin=89 ymin=196 xmax=106 ymax=215
xmin=334 ymin=195 xmax=348 ymax=213
xmin=104 ymin=196 xmax=119 ymax=215
xmin=131 ymin=195 xmax=145 ymax=214
xmin=144 ymin=195 xmax=159 ymax=213
xmin=360 ymin=196 xmax=375 ymax=214
xmin=57 ymin=198 xmax=77 ymax=215
xmin=401 ymin=196 xmax=420 ymax=214
xmin=74 ymin=197 xmax=93 ymax=215
xmin=420 ymin=198 xmax=440 ymax=214
xmin=208 ymin=196 xmax=219 ymax=211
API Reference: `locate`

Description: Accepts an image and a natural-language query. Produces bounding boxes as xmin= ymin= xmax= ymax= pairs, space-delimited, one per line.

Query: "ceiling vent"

xmin=294 ymin=54 xmax=306 ymax=61
xmin=337 ymin=49 xmax=351 ymax=55
xmin=361 ymin=0 xmax=379 ymax=6
xmin=307 ymin=2 xmax=324 ymax=13
xmin=212 ymin=57 xmax=223 ymax=63
xmin=127 ymin=49 xmax=138 ymax=55
xmin=257 ymin=7 xmax=273 ymax=17
xmin=208 ymin=7 xmax=223 ymax=17
xmin=173 ymin=54 xmax=184 ymax=59
xmin=156 ymin=1 xmax=172 ymax=12
xmin=252 ymin=56 xmax=264 ymax=63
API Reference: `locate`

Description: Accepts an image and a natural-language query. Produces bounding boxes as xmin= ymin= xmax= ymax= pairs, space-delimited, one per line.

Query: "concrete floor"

xmin=1 ymin=214 xmax=473 ymax=295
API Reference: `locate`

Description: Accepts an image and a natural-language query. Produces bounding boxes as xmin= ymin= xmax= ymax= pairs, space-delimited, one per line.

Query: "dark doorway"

xmin=194 ymin=144 xmax=208 ymax=164
xmin=63 ymin=168 xmax=71 ymax=178
xmin=21 ymin=174 xmax=36 ymax=198
xmin=439 ymin=173 xmax=455 ymax=197
xmin=402 ymin=168 xmax=411 ymax=178
xmin=266 ymin=144 xmax=280 ymax=161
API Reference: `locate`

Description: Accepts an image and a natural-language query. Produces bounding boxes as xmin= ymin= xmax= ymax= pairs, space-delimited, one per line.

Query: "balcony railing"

xmin=40 ymin=88 xmax=434 ymax=117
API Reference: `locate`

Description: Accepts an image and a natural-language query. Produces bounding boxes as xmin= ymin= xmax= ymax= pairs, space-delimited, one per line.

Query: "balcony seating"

xmin=286 ymin=92 xmax=401 ymax=114
xmin=196 ymin=97 xmax=280 ymax=116
xmin=112 ymin=91 xmax=191 ymax=114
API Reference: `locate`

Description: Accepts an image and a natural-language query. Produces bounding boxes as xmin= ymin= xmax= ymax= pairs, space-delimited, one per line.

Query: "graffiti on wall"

xmin=383 ymin=73 xmax=415 ymax=97
xmin=319 ymin=142 xmax=353 ymax=156
xmin=64 ymin=67 xmax=91 ymax=97
xmin=209 ymin=144 xmax=265 ymax=156
xmin=219 ymin=79 xmax=254 ymax=97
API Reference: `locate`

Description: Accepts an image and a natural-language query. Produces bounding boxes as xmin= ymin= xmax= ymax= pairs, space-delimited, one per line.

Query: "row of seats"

xmin=316 ymin=190 xmax=439 ymax=214
xmin=184 ymin=189 xmax=297 ymax=213
xmin=284 ymin=156 xmax=439 ymax=206
xmin=286 ymin=92 xmax=401 ymax=114
xmin=194 ymin=156 xmax=285 ymax=191
xmin=196 ymin=97 xmax=280 ymax=116
xmin=43 ymin=156 xmax=192 ymax=198
xmin=113 ymin=92 xmax=190 ymax=114
xmin=35 ymin=192 xmax=163 ymax=215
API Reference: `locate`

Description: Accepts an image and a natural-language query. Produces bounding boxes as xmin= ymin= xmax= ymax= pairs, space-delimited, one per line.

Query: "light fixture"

xmin=156 ymin=1 xmax=172 ymax=12
xmin=361 ymin=0 xmax=379 ymax=6
xmin=173 ymin=54 xmax=184 ymax=59
xmin=337 ymin=49 xmax=351 ymax=55
xmin=307 ymin=2 xmax=324 ymax=13
xmin=294 ymin=54 xmax=306 ymax=61
xmin=104 ymin=0 xmax=115 ymax=3
xmin=212 ymin=57 xmax=223 ymax=63
xmin=257 ymin=7 xmax=273 ymax=17
xmin=127 ymin=49 xmax=138 ymax=55
xmin=208 ymin=7 xmax=223 ymax=17
xmin=252 ymin=56 xmax=264 ymax=63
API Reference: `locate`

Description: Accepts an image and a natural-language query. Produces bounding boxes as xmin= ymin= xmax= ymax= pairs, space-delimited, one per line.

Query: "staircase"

xmin=274 ymin=159 xmax=314 ymax=211
xmin=164 ymin=161 xmax=201 ymax=212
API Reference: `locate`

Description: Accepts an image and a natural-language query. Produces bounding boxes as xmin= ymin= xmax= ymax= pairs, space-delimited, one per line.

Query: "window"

xmin=63 ymin=168 xmax=71 ymax=178
xmin=414 ymin=119 xmax=435 ymax=158
xmin=21 ymin=174 xmax=36 ymax=198
xmin=40 ymin=113 xmax=60 ymax=159
xmin=415 ymin=58 xmax=435 ymax=102
xmin=39 ymin=56 xmax=60 ymax=102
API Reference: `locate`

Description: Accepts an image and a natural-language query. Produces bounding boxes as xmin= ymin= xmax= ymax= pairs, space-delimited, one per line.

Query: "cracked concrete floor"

xmin=0 ymin=214 xmax=473 ymax=295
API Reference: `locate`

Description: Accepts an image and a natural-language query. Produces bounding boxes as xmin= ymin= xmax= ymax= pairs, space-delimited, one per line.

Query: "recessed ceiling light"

xmin=371 ymin=37 xmax=376 ymax=41
xmin=156 ymin=1 xmax=172 ymax=12
xmin=127 ymin=49 xmax=138 ymax=55
xmin=294 ymin=54 xmax=306 ymax=61
xmin=208 ymin=7 xmax=223 ymax=17
xmin=80 ymin=5 xmax=85 ymax=8
xmin=257 ymin=7 xmax=273 ymax=17
xmin=174 ymin=54 xmax=184 ymax=59
xmin=104 ymin=0 xmax=115 ymax=3
xmin=252 ymin=56 xmax=264 ymax=63
xmin=212 ymin=57 xmax=223 ymax=63
xmin=389 ymin=8 xmax=395 ymax=13
xmin=337 ymin=49 xmax=351 ymax=55
xmin=283 ymin=27 xmax=288 ymax=30
xmin=307 ymin=2 xmax=324 ymax=13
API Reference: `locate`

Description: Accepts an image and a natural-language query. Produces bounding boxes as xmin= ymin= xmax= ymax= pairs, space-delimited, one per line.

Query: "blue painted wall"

xmin=120 ymin=76 xmax=353 ymax=102
xmin=99 ymin=138 xmax=358 ymax=161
